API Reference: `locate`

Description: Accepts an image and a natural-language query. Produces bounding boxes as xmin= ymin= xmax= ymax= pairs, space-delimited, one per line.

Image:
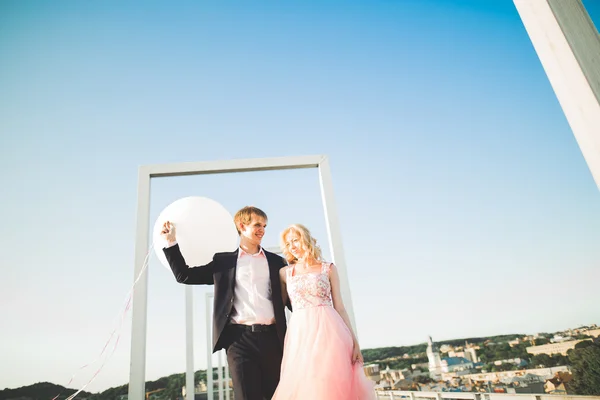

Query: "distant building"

xmin=545 ymin=379 xmax=569 ymax=394
xmin=364 ymin=363 xmax=381 ymax=382
xmin=195 ymin=381 xmax=207 ymax=393
xmin=426 ymin=336 xmax=478 ymax=379
xmin=545 ymin=371 xmax=572 ymax=394
xmin=392 ymin=377 xmax=416 ymax=390
xmin=411 ymin=361 xmax=429 ymax=370
xmin=551 ymin=335 xmax=573 ymax=343
xmin=441 ymin=357 xmax=473 ymax=373
xmin=509 ymin=338 xmax=522 ymax=347
xmin=448 ymin=347 xmax=479 ymax=363
xmin=583 ymin=328 xmax=600 ymax=338
xmin=464 ymin=366 xmax=570 ymax=383
xmin=439 ymin=344 xmax=453 ymax=353
xmin=464 ymin=347 xmax=478 ymax=362
xmin=426 ymin=336 xmax=443 ymax=380
xmin=379 ymin=365 xmax=411 ymax=384
xmin=527 ymin=339 xmax=592 ymax=356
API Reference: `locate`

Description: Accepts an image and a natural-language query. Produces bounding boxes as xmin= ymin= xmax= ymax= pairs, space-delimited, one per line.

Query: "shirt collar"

xmin=238 ymin=246 xmax=266 ymax=259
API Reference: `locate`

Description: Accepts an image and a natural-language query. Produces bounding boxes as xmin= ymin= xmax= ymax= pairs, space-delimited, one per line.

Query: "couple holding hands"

xmin=161 ymin=206 xmax=375 ymax=400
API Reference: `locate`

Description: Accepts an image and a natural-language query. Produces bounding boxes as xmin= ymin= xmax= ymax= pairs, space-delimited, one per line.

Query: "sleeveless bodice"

xmin=286 ymin=262 xmax=333 ymax=310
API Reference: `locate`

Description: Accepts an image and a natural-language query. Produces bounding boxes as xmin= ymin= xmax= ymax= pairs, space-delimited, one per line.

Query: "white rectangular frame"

xmin=128 ymin=155 xmax=355 ymax=400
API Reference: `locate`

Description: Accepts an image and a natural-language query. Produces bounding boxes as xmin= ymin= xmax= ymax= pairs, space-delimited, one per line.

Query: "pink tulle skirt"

xmin=272 ymin=305 xmax=376 ymax=400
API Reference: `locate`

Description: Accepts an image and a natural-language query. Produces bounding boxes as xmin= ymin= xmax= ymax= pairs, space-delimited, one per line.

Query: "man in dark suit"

xmin=161 ymin=206 xmax=288 ymax=400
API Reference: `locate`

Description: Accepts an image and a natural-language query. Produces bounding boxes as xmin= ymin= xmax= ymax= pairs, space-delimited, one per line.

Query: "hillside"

xmin=0 ymin=382 xmax=92 ymax=400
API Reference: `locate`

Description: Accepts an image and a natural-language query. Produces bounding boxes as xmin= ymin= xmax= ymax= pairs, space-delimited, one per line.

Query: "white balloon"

xmin=152 ymin=196 xmax=239 ymax=270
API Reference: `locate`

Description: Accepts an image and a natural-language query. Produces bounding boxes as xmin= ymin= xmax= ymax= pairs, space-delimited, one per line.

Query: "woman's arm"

xmin=279 ymin=266 xmax=289 ymax=308
xmin=329 ymin=263 xmax=363 ymax=363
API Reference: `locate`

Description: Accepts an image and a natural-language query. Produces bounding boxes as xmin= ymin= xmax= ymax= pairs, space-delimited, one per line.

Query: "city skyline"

xmin=4 ymin=321 xmax=598 ymax=393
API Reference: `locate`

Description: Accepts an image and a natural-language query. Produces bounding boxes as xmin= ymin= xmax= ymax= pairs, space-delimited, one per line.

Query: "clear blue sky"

xmin=1 ymin=0 xmax=599 ymax=393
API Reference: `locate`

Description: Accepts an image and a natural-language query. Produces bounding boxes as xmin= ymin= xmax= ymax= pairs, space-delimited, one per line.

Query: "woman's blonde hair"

xmin=280 ymin=224 xmax=323 ymax=264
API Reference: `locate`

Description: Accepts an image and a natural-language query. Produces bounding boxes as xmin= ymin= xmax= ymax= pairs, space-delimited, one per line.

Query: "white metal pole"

xmin=128 ymin=167 xmax=151 ymax=400
xmin=206 ymin=293 xmax=213 ymax=400
xmin=217 ymin=351 xmax=224 ymax=400
xmin=514 ymin=0 xmax=600 ymax=191
xmin=185 ymin=286 xmax=194 ymax=400
xmin=318 ymin=157 xmax=357 ymax=334
xmin=224 ymin=353 xmax=230 ymax=400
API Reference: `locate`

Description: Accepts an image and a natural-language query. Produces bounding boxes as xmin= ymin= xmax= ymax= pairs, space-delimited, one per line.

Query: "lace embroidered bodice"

xmin=286 ymin=262 xmax=333 ymax=310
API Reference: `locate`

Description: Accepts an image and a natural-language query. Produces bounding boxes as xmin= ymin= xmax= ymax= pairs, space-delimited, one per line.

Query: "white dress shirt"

xmin=166 ymin=241 xmax=275 ymax=325
xmin=230 ymin=247 xmax=275 ymax=325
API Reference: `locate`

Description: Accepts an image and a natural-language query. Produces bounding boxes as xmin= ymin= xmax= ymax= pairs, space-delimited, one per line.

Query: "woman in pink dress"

xmin=272 ymin=224 xmax=376 ymax=400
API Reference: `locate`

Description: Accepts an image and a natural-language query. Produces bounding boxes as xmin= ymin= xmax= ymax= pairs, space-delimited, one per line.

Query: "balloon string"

xmin=52 ymin=244 xmax=155 ymax=400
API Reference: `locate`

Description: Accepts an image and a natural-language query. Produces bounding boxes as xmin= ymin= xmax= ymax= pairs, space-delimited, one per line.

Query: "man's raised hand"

xmin=161 ymin=221 xmax=177 ymax=244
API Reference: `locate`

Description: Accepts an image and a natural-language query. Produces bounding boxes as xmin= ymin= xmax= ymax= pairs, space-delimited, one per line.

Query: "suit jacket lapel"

xmin=265 ymin=251 xmax=282 ymax=301
xmin=229 ymin=249 xmax=238 ymax=292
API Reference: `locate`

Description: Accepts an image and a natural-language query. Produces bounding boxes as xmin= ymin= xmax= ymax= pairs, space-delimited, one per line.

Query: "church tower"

xmin=426 ymin=336 xmax=442 ymax=380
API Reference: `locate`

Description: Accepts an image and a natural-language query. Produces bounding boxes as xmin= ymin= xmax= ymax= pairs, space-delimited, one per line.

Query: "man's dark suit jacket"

xmin=163 ymin=244 xmax=288 ymax=352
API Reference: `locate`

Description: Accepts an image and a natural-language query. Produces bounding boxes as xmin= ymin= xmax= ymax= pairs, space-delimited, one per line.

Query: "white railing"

xmin=375 ymin=391 xmax=600 ymax=400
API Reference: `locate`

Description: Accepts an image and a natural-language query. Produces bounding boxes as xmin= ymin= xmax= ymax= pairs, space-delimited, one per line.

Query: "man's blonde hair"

xmin=233 ymin=206 xmax=268 ymax=235
xmin=279 ymin=224 xmax=323 ymax=264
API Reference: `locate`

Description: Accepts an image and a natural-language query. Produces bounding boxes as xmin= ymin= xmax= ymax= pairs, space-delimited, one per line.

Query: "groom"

xmin=161 ymin=206 xmax=288 ymax=400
